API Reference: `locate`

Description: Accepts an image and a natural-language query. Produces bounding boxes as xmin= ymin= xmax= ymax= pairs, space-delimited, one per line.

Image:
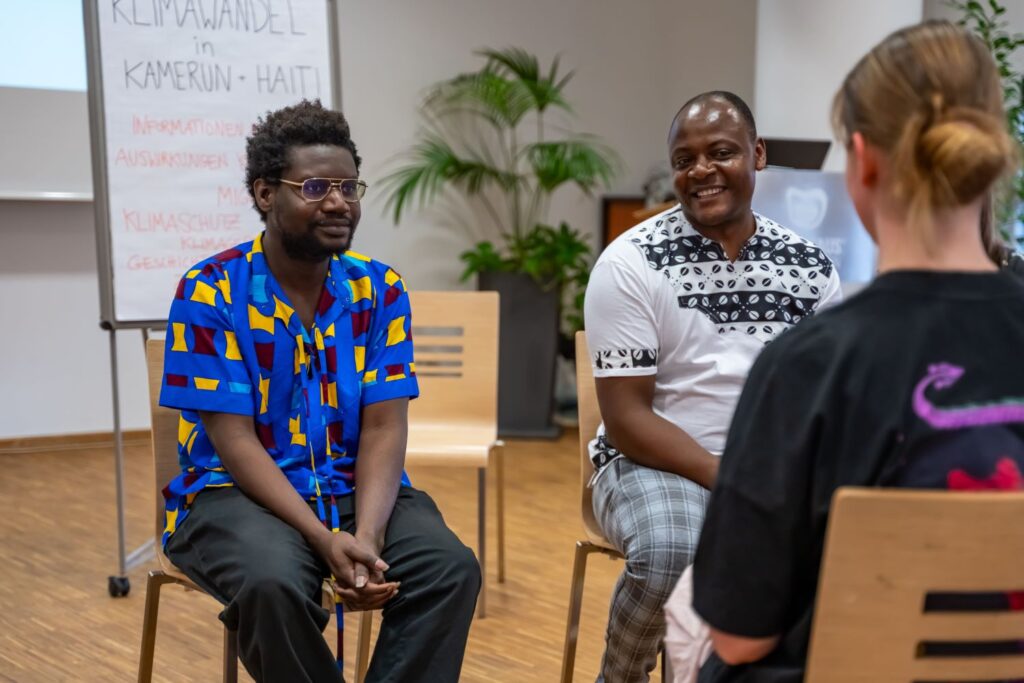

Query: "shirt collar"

xmin=668 ymin=208 xmax=766 ymax=260
xmin=248 ymin=232 xmax=353 ymax=328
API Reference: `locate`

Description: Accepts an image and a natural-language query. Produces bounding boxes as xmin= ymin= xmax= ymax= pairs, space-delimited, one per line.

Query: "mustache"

xmin=312 ymin=219 xmax=353 ymax=228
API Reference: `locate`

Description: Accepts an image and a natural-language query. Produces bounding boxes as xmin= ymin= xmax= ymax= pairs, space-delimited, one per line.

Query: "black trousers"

xmin=165 ymin=486 xmax=480 ymax=683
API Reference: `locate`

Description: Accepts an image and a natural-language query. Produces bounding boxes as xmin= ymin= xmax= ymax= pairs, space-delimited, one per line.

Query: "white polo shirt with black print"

xmin=583 ymin=204 xmax=842 ymax=479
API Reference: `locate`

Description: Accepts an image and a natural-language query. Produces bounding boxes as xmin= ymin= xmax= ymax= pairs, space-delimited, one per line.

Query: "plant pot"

xmin=477 ymin=270 xmax=562 ymax=439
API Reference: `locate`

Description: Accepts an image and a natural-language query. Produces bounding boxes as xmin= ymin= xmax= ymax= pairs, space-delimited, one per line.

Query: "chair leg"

xmin=560 ymin=542 xmax=596 ymax=683
xmin=476 ymin=466 xmax=487 ymax=619
xmin=495 ymin=443 xmax=506 ymax=584
xmin=223 ymin=626 xmax=238 ymax=683
xmin=354 ymin=610 xmax=373 ymax=683
xmin=137 ymin=570 xmax=174 ymax=683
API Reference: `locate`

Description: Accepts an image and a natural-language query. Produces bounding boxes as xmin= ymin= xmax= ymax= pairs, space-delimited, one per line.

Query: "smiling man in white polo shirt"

xmin=583 ymin=91 xmax=841 ymax=682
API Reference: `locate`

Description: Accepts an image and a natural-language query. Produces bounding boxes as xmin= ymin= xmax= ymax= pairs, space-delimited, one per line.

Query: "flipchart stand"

xmin=104 ymin=326 xmax=161 ymax=597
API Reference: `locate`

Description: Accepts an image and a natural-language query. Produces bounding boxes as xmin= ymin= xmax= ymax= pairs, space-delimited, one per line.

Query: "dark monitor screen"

xmin=763 ymin=138 xmax=831 ymax=170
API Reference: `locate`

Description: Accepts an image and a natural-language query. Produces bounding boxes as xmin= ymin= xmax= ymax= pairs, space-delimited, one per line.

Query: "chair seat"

xmin=156 ymin=548 xmax=195 ymax=586
xmin=583 ymin=530 xmax=621 ymax=555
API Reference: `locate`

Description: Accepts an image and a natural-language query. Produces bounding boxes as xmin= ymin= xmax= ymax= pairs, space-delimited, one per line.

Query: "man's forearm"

xmin=353 ymin=419 xmax=406 ymax=549
xmin=605 ymin=408 xmax=719 ymax=488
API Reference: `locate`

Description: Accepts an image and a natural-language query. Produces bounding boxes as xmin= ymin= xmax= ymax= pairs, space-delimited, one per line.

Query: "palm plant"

xmin=382 ymin=47 xmax=619 ymax=332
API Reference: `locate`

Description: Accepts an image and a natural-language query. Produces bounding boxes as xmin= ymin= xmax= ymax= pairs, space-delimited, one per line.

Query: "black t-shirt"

xmin=693 ymin=270 xmax=1024 ymax=683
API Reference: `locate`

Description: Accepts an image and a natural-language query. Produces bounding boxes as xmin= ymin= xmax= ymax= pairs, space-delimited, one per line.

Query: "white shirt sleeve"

xmin=584 ymin=244 xmax=661 ymax=378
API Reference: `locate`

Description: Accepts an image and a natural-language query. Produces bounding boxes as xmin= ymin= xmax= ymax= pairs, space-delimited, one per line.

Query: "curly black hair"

xmin=245 ymin=99 xmax=362 ymax=220
xmin=670 ymin=90 xmax=757 ymax=142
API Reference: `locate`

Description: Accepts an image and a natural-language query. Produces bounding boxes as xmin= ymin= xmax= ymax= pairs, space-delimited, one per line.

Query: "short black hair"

xmin=670 ymin=90 xmax=757 ymax=141
xmin=245 ymin=99 xmax=362 ymax=220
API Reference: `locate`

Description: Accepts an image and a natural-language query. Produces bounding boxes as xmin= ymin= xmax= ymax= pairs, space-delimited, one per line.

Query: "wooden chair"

xmin=404 ymin=290 xmax=504 ymax=618
xmin=561 ymin=331 xmax=672 ymax=682
xmin=138 ymin=339 xmax=373 ymax=683
xmin=806 ymin=487 xmax=1024 ymax=682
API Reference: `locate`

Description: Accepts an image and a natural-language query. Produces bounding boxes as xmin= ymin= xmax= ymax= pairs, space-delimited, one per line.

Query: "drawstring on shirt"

xmin=301 ymin=327 xmax=348 ymax=671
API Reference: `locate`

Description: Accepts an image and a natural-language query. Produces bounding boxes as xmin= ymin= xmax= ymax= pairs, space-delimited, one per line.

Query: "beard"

xmin=279 ymin=224 xmax=354 ymax=262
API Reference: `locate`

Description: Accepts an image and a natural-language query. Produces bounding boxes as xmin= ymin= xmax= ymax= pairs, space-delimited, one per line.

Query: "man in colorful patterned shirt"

xmin=159 ymin=100 xmax=479 ymax=683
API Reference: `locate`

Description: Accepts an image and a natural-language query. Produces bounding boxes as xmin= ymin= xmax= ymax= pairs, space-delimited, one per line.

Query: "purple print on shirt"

xmin=913 ymin=363 xmax=1024 ymax=430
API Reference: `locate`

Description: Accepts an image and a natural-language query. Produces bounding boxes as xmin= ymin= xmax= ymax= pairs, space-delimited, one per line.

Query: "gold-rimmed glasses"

xmin=277 ymin=177 xmax=368 ymax=203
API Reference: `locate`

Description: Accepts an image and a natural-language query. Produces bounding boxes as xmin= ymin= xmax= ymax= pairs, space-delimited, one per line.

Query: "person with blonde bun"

xmin=688 ymin=21 xmax=1024 ymax=682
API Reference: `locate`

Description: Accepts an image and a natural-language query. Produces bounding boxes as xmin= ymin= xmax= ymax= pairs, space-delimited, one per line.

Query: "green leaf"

xmin=523 ymin=137 xmax=620 ymax=194
xmin=475 ymin=47 xmax=574 ymax=115
xmin=425 ymin=69 xmax=535 ymax=129
xmin=380 ymin=136 xmax=520 ymax=224
xmin=458 ymin=241 xmax=512 ymax=280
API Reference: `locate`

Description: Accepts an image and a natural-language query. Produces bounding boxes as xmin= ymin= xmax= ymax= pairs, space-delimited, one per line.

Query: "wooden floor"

xmin=0 ymin=432 xmax=665 ymax=682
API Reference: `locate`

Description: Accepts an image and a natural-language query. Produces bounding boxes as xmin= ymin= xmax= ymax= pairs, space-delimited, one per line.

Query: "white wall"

xmin=0 ymin=0 xmax=757 ymax=439
xmin=0 ymin=201 xmax=151 ymax=438
xmin=754 ymin=0 xmax=922 ymax=171
xmin=663 ymin=1 xmax=757 ymax=112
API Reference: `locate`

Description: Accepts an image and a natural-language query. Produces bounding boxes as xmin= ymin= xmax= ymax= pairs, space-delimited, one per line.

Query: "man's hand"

xmin=334 ymin=579 xmax=399 ymax=611
xmin=346 ymin=533 xmax=399 ymax=611
xmin=354 ymin=530 xmax=387 ymax=583
xmin=316 ymin=530 xmax=387 ymax=586
xmin=313 ymin=530 xmax=398 ymax=609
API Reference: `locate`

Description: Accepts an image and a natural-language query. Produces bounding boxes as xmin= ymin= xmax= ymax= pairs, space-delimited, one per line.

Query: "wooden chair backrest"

xmin=145 ymin=339 xmax=181 ymax=545
xmin=574 ymin=331 xmax=612 ymax=547
xmin=806 ymin=487 xmax=1024 ymax=681
xmin=406 ymin=291 xmax=499 ymax=433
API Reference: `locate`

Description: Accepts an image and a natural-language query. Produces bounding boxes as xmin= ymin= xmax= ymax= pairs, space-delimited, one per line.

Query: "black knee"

xmin=416 ymin=541 xmax=481 ymax=600
xmin=231 ymin=574 xmax=329 ymax=633
xmin=444 ymin=542 xmax=482 ymax=595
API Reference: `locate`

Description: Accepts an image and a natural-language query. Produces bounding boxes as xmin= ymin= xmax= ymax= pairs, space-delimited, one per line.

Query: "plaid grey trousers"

xmin=591 ymin=457 xmax=710 ymax=683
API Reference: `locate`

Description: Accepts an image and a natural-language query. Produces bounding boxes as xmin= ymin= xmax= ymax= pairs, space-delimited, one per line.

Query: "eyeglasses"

xmin=277 ymin=177 xmax=368 ymax=203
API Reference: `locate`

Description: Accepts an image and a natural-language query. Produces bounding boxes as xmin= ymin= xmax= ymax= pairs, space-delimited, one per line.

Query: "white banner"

xmin=752 ymin=168 xmax=877 ymax=284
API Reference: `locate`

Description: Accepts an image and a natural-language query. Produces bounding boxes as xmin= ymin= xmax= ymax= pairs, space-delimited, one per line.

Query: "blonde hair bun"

xmin=833 ymin=21 xmax=1020 ymax=246
xmin=916 ymin=109 xmax=1014 ymax=207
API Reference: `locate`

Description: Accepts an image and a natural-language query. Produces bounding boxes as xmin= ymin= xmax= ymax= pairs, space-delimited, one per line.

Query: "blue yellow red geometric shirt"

xmin=158 ymin=233 xmax=419 ymax=547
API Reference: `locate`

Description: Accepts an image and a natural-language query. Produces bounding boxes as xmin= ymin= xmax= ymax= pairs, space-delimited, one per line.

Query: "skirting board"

xmin=0 ymin=429 xmax=151 ymax=455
